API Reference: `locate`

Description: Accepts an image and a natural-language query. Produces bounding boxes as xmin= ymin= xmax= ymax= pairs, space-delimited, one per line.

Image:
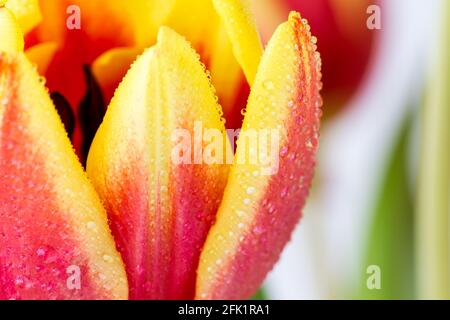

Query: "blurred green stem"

xmin=359 ymin=116 xmax=414 ymax=299
xmin=251 ymin=288 xmax=267 ymax=300
xmin=416 ymin=1 xmax=450 ymax=299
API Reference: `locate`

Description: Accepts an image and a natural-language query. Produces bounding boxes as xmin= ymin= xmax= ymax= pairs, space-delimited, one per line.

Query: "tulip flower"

xmin=0 ymin=0 xmax=322 ymax=300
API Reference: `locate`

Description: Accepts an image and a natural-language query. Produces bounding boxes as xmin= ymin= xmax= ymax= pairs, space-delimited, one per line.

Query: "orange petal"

xmin=0 ymin=52 xmax=128 ymax=300
xmin=26 ymin=0 xmax=173 ymax=106
xmin=87 ymin=27 xmax=230 ymax=299
xmin=25 ymin=41 xmax=58 ymax=75
xmin=196 ymin=12 xmax=323 ymax=299
xmin=92 ymin=47 xmax=142 ymax=104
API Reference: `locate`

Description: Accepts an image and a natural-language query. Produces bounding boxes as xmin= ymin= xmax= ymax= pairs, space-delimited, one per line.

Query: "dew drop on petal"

xmin=86 ymin=221 xmax=97 ymax=230
xmin=263 ymin=80 xmax=274 ymax=91
xmin=280 ymin=146 xmax=289 ymax=158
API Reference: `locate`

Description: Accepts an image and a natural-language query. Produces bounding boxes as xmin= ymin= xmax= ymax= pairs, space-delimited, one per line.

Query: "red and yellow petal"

xmin=0 ymin=51 xmax=128 ymax=299
xmin=263 ymin=0 xmax=377 ymax=115
xmin=86 ymin=27 xmax=230 ymax=300
xmin=196 ymin=12 xmax=323 ymax=299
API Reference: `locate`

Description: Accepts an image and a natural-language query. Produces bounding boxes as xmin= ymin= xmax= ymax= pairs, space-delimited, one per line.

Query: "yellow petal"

xmin=25 ymin=41 xmax=58 ymax=74
xmin=34 ymin=0 xmax=173 ymax=46
xmin=124 ymin=0 xmax=175 ymax=46
xmin=87 ymin=27 xmax=230 ymax=299
xmin=0 ymin=5 xmax=24 ymax=53
xmin=4 ymin=0 xmax=42 ymax=34
xmin=211 ymin=0 xmax=263 ymax=84
xmin=196 ymin=12 xmax=323 ymax=299
xmin=0 ymin=52 xmax=128 ymax=299
xmin=92 ymin=47 xmax=142 ymax=104
xmin=163 ymin=0 xmax=261 ymax=126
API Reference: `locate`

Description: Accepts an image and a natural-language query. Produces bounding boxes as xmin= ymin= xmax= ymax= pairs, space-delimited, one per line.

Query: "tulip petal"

xmin=4 ymin=0 xmax=42 ymax=34
xmin=0 ymin=52 xmax=128 ymax=300
xmin=87 ymin=27 xmax=230 ymax=299
xmin=164 ymin=0 xmax=260 ymax=127
xmin=196 ymin=12 xmax=323 ymax=299
xmin=26 ymin=0 xmax=174 ymax=109
xmin=92 ymin=47 xmax=142 ymax=105
xmin=0 ymin=6 xmax=24 ymax=53
xmin=25 ymin=42 xmax=58 ymax=75
xmin=211 ymin=0 xmax=263 ymax=85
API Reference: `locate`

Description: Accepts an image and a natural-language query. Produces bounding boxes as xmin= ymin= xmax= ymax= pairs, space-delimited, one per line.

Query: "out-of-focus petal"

xmin=196 ymin=12 xmax=322 ymax=299
xmin=92 ymin=47 xmax=142 ymax=105
xmin=163 ymin=0 xmax=260 ymax=128
xmin=251 ymin=0 xmax=286 ymax=41
xmin=211 ymin=0 xmax=263 ymax=85
xmin=0 ymin=5 xmax=24 ymax=53
xmin=21 ymin=0 xmax=175 ymax=157
xmin=0 ymin=52 xmax=128 ymax=300
xmin=25 ymin=41 xmax=58 ymax=74
xmin=4 ymin=0 xmax=42 ymax=34
xmin=87 ymin=27 xmax=230 ymax=299
xmin=266 ymin=0 xmax=377 ymax=116
xmin=26 ymin=0 xmax=173 ymax=106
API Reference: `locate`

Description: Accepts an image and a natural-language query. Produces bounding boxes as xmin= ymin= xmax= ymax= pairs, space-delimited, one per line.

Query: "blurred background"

xmin=256 ymin=0 xmax=450 ymax=299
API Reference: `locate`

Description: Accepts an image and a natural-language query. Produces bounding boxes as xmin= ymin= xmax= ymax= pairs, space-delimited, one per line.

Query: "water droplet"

xmin=280 ymin=146 xmax=289 ymax=158
xmin=36 ymin=247 xmax=47 ymax=257
xmin=243 ymin=198 xmax=251 ymax=205
xmin=288 ymin=100 xmax=295 ymax=108
xmin=263 ymin=80 xmax=274 ymax=91
xmin=246 ymin=187 xmax=255 ymax=195
xmin=14 ymin=277 xmax=25 ymax=288
xmin=103 ymin=255 xmax=113 ymax=263
xmin=86 ymin=221 xmax=97 ymax=230
xmin=236 ymin=210 xmax=245 ymax=217
xmin=253 ymin=226 xmax=264 ymax=235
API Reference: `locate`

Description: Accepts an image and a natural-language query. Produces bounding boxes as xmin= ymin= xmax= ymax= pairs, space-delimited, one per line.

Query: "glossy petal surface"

xmin=0 ymin=52 xmax=128 ymax=300
xmin=196 ymin=12 xmax=322 ymax=300
xmin=87 ymin=27 xmax=230 ymax=299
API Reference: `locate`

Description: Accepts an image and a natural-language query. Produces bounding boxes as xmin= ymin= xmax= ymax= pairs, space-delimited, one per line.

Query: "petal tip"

xmin=0 ymin=6 xmax=24 ymax=53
